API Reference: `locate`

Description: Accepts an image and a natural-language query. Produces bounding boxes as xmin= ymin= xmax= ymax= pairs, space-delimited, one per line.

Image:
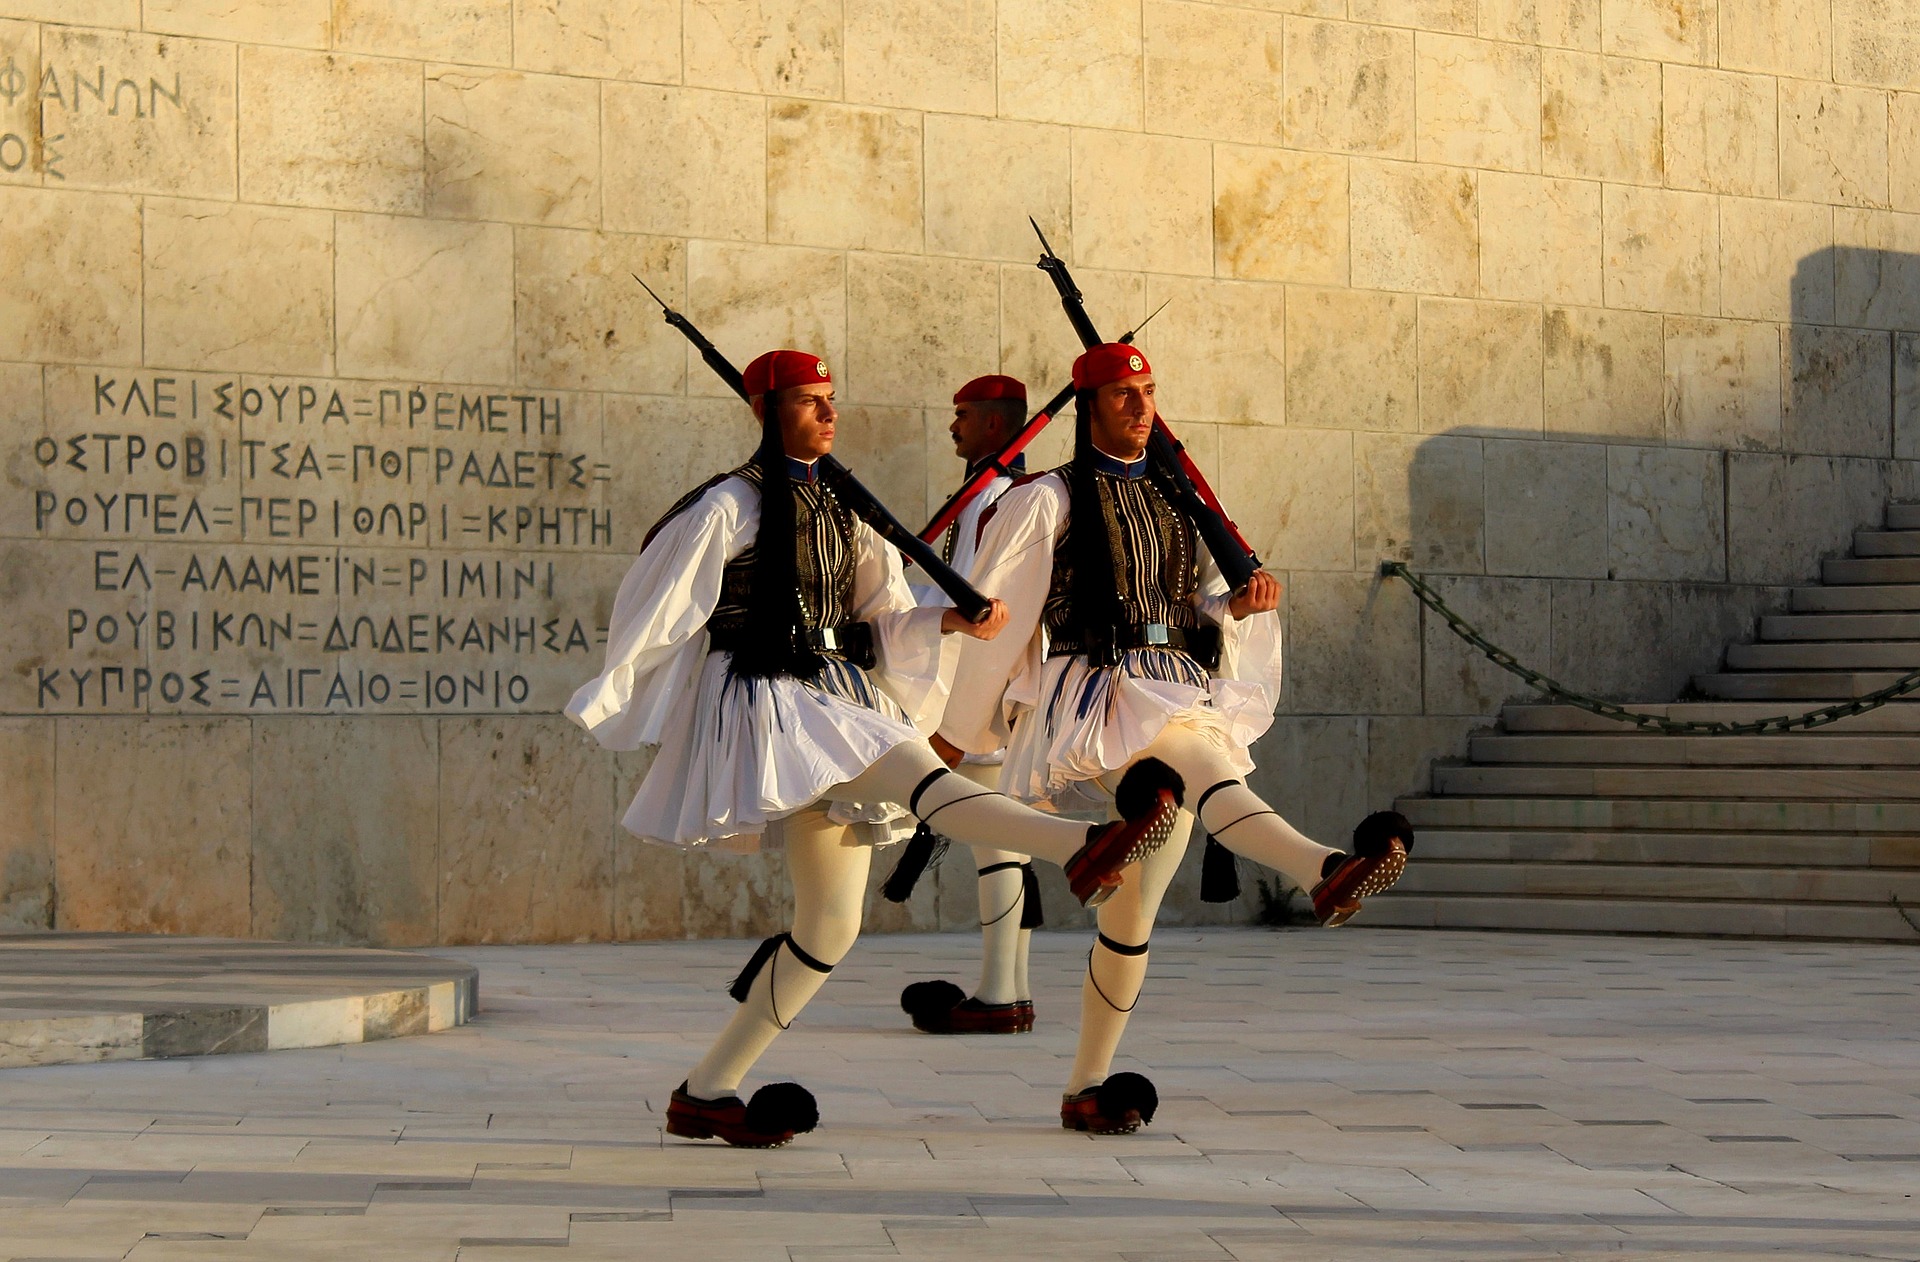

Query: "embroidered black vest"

xmin=698 ymin=462 xmax=857 ymax=642
xmin=1044 ymin=467 xmax=1201 ymax=655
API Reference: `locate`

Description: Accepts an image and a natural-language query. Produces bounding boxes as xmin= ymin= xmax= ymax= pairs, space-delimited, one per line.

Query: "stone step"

xmin=1413 ymin=828 xmax=1920 ymax=867
xmin=1397 ymin=861 xmax=1920 ymax=904
xmin=1497 ymin=702 xmax=1920 ymax=734
xmin=1825 ymin=556 xmax=1920 ymax=584
xmin=1760 ymin=613 xmax=1920 ymax=640
xmin=1694 ymin=671 xmax=1913 ymax=700
xmin=1854 ymin=529 xmax=1920 ymax=557
xmin=1358 ymin=895 xmax=1920 ymax=942
xmin=1468 ymin=733 xmax=1920 ymax=767
xmin=1890 ymin=503 xmax=1920 ymax=529
xmin=1395 ymin=795 xmax=1920 ymax=833
xmin=1431 ymin=764 xmax=1920 ymax=799
xmin=1724 ymin=641 xmax=1920 ymax=670
xmin=1792 ymin=584 xmax=1920 ymax=612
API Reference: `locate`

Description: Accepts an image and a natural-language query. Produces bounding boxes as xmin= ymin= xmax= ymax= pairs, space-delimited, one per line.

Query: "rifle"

xmin=1028 ymin=220 xmax=1263 ymax=590
xmin=631 ymin=274 xmax=993 ymax=622
xmin=918 ymin=300 xmax=1168 ymax=545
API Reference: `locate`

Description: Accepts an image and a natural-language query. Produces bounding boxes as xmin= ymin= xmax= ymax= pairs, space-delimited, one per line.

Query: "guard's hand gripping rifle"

xmin=917 ymin=300 xmax=1168 ymax=546
xmin=631 ymin=275 xmax=993 ymax=622
xmin=1028 ymin=221 xmax=1262 ymax=591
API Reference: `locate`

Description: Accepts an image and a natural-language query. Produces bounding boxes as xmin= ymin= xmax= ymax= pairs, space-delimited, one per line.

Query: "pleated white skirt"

xmin=998 ymin=647 xmax=1272 ymax=813
xmin=622 ymin=651 xmax=924 ymax=849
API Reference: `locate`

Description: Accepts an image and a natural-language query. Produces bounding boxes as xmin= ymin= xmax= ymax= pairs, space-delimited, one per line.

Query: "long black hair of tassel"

xmin=732 ymin=393 xmax=822 ymax=680
xmin=880 ymin=824 xmax=947 ymax=903
xmin=1067 ymin=389 xmax=1127 ymax=655
xmin=1199 ymin=835 xmax=1242 ymax=903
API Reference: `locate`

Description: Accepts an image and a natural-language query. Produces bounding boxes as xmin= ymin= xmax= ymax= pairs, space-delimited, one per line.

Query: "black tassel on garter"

xmin=880 ymin=824 xmax=948 ymax=903
xmin=729 ymin=933 xmax=787 ymax=1002
xmin=1019 ymin=863 xmax=1044 ymax=929
xmin=1199 ymin=835 xmax=1242 ymax=903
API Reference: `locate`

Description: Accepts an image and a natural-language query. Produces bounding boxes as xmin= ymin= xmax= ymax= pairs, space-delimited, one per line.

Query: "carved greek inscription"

xmin=6 ymin=369 xmax=625 ymax=716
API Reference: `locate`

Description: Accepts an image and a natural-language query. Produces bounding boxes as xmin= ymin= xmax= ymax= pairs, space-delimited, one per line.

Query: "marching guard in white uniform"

xmin=567 ymin=349 xmax=1181 ymax=1148
xmin=892 ymin=374 xmax=1044 ymax=1037
xmin=939 ymin=343 xmax=1414 ymax=1135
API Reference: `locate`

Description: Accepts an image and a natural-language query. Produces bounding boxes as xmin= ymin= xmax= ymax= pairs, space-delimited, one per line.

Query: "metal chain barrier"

xmin=1379 ymin=561 xmax=1920 ymax=736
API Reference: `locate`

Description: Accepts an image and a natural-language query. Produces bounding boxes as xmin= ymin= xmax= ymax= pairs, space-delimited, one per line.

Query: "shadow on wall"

xmin=1396 ymin=246 xmax=1920 ymax=712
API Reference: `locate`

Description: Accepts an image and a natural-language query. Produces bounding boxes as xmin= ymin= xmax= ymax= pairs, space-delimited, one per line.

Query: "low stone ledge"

xmin=0 ymin=935 xmax=478 ymax=1069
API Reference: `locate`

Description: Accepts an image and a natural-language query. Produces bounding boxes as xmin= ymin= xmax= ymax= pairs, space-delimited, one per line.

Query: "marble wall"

xmin=4 ymin=0 xmax=1920 ymax=943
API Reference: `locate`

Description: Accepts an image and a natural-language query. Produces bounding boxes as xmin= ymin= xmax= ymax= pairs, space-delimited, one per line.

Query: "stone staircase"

xmin=1371 ymin=503 xmax=1920 ymax=942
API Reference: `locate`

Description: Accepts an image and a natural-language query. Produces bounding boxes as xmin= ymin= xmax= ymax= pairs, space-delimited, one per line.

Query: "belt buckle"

xmin=817 ymin=626 xmax=839 ymax=651
xmin=1143 ymin=623 xmax=1169 ymax=646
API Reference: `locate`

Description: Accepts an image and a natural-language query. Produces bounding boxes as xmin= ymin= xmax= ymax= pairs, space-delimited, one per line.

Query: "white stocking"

xmin=1064 ymin=807 xmax=1193 ymax=1094
xmin=1137 ymin=724 xmax=1337 ymax=891
xmin=685 ymin=810 xmax=868 ymax=1099
xmin=956 ymin=763 xmax=1033 ymax=1006
xmin=829 ymin=741 xmax=1093 ymax=869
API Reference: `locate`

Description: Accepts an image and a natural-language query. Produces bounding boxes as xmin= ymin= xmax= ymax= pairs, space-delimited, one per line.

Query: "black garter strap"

xmin=907 ymin=768 xmax=948 ymax=815
xmin=728 ymin=932 xmax=834 ymax=1004
xmin=1088 ymin=934 xmax=1149 ymax=1012
xmin=976 ymin=861 xmax=1044 ymax=930
xmin=906 ymin=767 xmax=994 ymax=827
xmin=1195 ymin=779 xmax=1241 ymax=819
xmin=979 ymin=861 xmax=1025 ymax=928
xmin=783 ymin=935 xmax=834 ymax=974
xmin=729 ymin=933 xmax=836 ymax=1031
xmin=1211 ymin=808 xmax=1280 ymax=837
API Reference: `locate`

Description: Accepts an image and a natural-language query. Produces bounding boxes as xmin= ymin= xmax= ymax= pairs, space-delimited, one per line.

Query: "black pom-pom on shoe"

xmin=1114 ymin=757 xmax=1186 ymax=820
xmin=901 ymin=979 xmax=966 ymax=1024
xmin=1097 ymin=1072 xmax=1159 ymax=1129
xmin=1353 ymin=810 xmax=1415 ymax=857
xmin=744 ymin=1082 xmax=818 ymax=1137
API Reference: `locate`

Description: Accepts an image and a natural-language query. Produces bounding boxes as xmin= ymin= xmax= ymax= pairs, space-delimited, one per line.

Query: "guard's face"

xmin=1089 ymin=374 xmax=1155 ymax=459
xmin=762 ymin=383 xmax=837 ymax=460
xmin=949 ymin=400 xmax=1011 ymax=464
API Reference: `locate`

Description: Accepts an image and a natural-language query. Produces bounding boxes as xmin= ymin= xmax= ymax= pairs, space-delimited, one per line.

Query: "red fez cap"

xmin=1071 ymin=343 xmax=1152 ymax=391
xmin=953 ymin=374 xmax=1027 ymax=405
xmin=742 ymin=349 xmax=832 ymax=397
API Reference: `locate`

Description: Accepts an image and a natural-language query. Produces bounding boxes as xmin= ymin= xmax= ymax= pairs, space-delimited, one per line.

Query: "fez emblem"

xmin=1128 ymin=354 xmax=1143 ymax=372
xmin=816 ymin=360 xmax=829 ymax=377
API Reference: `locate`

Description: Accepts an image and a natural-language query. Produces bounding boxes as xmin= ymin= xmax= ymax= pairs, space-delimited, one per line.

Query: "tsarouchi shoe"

xmin=1061 ymin=1072 xmax=1159 ymax=1135
xmin=1065 ymin=758 xmax=1185 ymax=906
xmin=665 ymin=1081 xmax=818 ymax=1148
xmin=903 ymin=986 xmax=1035 ymax=1034
xmin=1309 ymin=810 xmax=1415 ymax=927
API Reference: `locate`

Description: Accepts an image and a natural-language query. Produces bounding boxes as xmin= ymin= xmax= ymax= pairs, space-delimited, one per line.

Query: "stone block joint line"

xmin=1380 ymin=561 xmax=1920 ymax=737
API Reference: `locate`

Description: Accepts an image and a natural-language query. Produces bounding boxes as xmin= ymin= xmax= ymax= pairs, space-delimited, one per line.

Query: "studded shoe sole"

xmin=1309 ymin=839 xmax=1408 ymax=927
xmin=1065 ymin=791 xmax=1180 ymax=906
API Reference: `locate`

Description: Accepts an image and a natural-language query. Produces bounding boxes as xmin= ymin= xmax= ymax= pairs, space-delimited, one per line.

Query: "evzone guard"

xmin=938 ymin=343 xmax=1415 ymax=1135
xmin=566 ymin=349 xmax=1182 ymax=1149
xmin=889 ymin=374 xmax=1043 ymax=1037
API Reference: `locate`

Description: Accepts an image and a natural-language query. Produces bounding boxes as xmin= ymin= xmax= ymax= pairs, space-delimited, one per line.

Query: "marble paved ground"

xmin=1 ymin=928 xmax=1917 ymax=1261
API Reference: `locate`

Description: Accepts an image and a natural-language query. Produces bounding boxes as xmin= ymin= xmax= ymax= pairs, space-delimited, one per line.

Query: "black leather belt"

xmin=1049 ymin=622 xmax=1220 ymax=670
xmin=708 ymin=620 xmax=877 ymax=670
